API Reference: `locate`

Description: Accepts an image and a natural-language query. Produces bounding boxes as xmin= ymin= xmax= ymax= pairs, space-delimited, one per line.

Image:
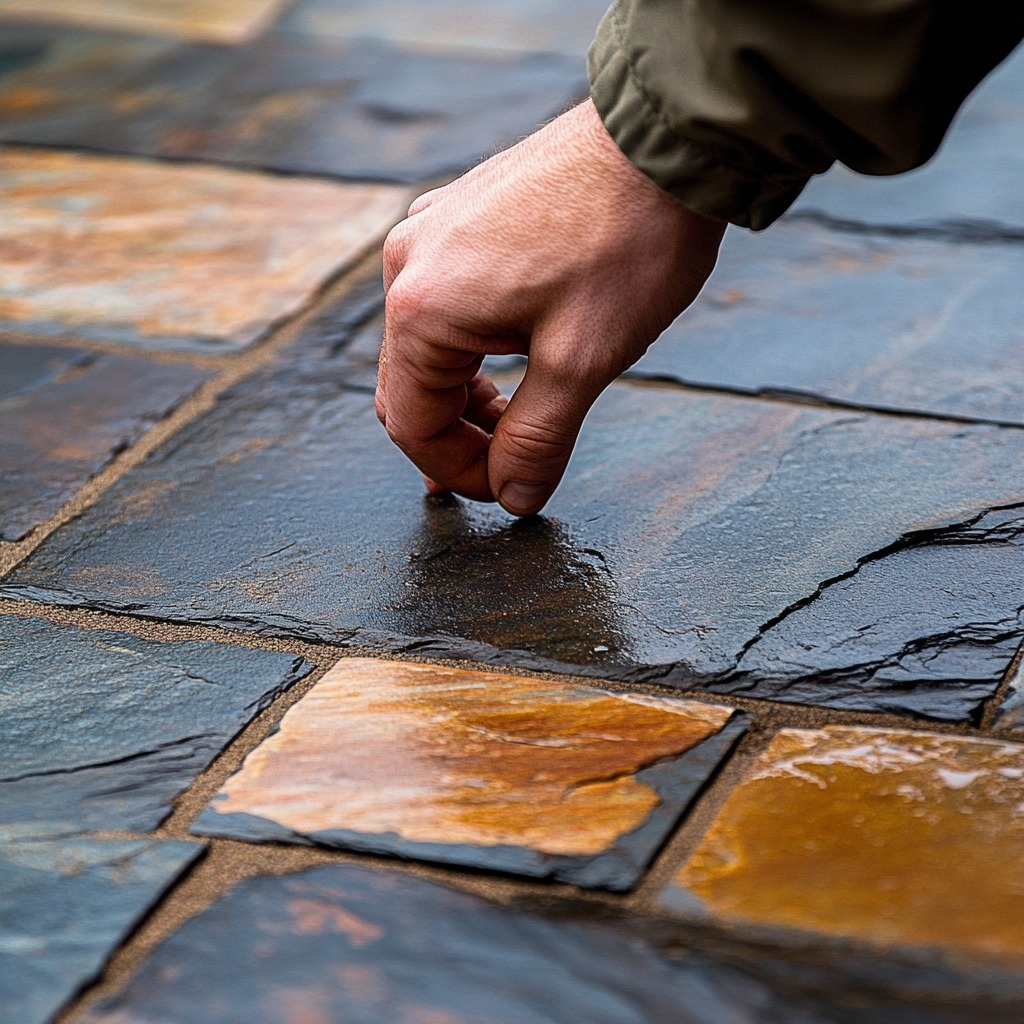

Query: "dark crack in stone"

xmin=0 ymin=616 xmax=311 ymax=838
xmin=6 ymin=358 xmax=1024 ymax=720
xmin=791 ymin=48 xmax=1024 ymax=231
xmin=79 ymin=863 xmax=1024 ymax=1024
xmin=0 ymin=339 xmax=209 ymax=541
xmin=633 ymin=222 xmax=1024 ymax=426
xmin=0 ymin=837 xmax=201 ymax=1024
xmin=0 ymin=27 xmax=586 ymax=182
xmin=729 ymin=508 xmax=1024 ymax=720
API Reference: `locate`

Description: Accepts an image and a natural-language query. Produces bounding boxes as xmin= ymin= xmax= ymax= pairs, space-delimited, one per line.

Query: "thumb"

xmin=487 ymin=345 xmax=605 ymax=516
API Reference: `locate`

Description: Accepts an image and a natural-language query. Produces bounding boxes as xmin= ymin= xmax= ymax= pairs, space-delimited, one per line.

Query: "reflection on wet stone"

xmin=391 ymin=502 xmax=632 ymax=666
xmin=666 ymin=727 xmax=1024 ymax=966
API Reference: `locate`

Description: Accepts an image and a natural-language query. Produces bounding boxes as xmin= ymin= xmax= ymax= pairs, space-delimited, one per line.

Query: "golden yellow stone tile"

xmin=206 ymin=659 xmax=733 ymax=857
xmin=0 ymin=149 xmax=407 ymax=349
xmin=0 ymin=0 xmax=288 ymax=44
xmin=673 ymin=726 xmax=1024 ymax=962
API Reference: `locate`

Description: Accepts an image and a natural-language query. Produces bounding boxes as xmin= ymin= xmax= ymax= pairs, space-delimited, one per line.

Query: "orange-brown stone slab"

xmin=0 ymin=0 xmax=288 ymax=44
xmin=0 ymin=148 xmax=406 ymax=351
xmin=194 ymin=659 xmax=744 ymax=890
xmin=665 ymin=726 xmax=1024 ymax=966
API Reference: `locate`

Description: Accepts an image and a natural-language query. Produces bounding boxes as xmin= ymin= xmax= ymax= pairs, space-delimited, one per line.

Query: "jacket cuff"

xmin=587 ymin=6 xmax=811 ymax=230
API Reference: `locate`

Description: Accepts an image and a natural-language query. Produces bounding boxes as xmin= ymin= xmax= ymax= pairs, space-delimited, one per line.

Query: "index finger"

xmin=378 ymin=298 xmax=496 ymax=502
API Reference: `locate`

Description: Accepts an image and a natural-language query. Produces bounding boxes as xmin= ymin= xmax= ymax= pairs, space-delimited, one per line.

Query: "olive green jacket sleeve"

xmin=589 ymin=0 xmax=1024 ymax=229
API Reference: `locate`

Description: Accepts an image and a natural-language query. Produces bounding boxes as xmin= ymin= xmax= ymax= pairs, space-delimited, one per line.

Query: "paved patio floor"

xmin=2 ymin=3 xmax=1024 ymax=1022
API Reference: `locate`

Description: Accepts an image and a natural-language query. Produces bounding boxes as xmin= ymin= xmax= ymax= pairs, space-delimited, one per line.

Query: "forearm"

xmin=590 ymin=0 xmax=1024 ymax=228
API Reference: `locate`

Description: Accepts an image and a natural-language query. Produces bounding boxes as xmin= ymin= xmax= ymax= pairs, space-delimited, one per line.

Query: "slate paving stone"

xmin=0 ymin=615 xmax=310 ymax=839
xmin=280 ymin=0 xmax=610 ymax=58
xmin=0 ymin=339 xmax=209 ymax=541
xmin=994 ymin=661 xmax=1024 ymax=732
xmin=78 ymin=863 xmax=1022 ymax=1024
xmin=0 ymin=147 xmax=406 ymax=352
xmin=791 ymin=47 xmax=1024 ymax=231
xmin=6 ymin=356 xmax=1024 ymax=721
xmin=0 ymin=837 xmax=202 ymax=1024
xmin=730 ymin=506 xmax=1024 ymax=720
xmin=0 ymin=0 xmax=289 ymax=44
xmin=193 ymin=658 xmax=743 ymax=890
xmin=0 ymin=30 xmax=587 ymax=183
xmin=665 ymin=726 xmax=1024 ymax=967
xmin=633 ymin=222 xmax=1024 ymax=425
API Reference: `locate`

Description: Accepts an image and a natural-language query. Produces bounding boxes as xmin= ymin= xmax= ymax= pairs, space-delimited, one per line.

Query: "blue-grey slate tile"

xmin=632 ymin=222 xmax=1024 ymax=426
xmin=0 ymin=339 xmax=209 ymax=541
xmin=5 ymin=352 xmax=1024 ymax=720
xmin=78 ymin=863 xmax=1024 ymax=1024
xmin=0 ymin=616 xmax=311 ymax=839
xmin=0 ymin=838 xmax=202 ymax=1024
xmin=0 ymin=29 xmax=587 ymax=183
xmin=279 ymin=0 xmax=610 ymax=59
xmin=791 ymin=47 xmax=1024 ymax=231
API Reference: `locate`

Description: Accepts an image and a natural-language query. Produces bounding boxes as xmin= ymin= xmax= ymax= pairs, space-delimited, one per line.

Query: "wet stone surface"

xmin=280 ymin=0 xmax=610 ymax=58
xmin=6 ymin=352 xmax=1024 ymax=720
xmin=0 ymin=837 xmax=201 ymax=1024
xmin=634 ymin=222 xmax=1024 ymax=425
xmin=0 ymin=147 xmax=405 ymax=352
xmin=0 ymin=29 xmax=587 ymax=183
xmin=193 ymin=659 xmax=743 ymax=891
xmin=666 ymin=726 xmax=1024 ymax=966
xmin=0 ymin=339 xmax=209 ymax=541
xmin=0 ymin=615 xmax=310 ymax=839
xmin=79 ymin=862 xmax=1021 ymax=1024
xmin=792 ymin=48 xmax=1024 ymax=231
xmin=0 ymin=0 xmax=288 ymax=44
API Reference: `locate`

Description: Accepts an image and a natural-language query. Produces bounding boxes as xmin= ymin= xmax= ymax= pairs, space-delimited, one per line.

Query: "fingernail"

xmin=499 ymin=481 xmax=549 ymax=515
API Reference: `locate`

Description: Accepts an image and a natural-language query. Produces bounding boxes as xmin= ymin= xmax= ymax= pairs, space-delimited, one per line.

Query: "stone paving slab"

xmin=634 ymin=222 xmax=1024 ymax=425
xmin=280 ymin=0 xmax=610 ymax=58
xmin=0 ymin=0 xmax=288 ymax=44
xmin=0 ymin=339 xmax=209 ymax=541
xmin=791 ymin=48 xmax=1024 ymax=231
xmin=0 ymin=147 xmax=405 ymax=352
xmin=0 ymin=615 xmax=310 ymax=839
xmin=0 ymin=837 xmax=202 ymax=1024
xmin=79 ymin=862 xmax=1013 ymax=1024
xmin=0 ymin=29 xmax=587 ymax=183
xmin=664 ymin=726 xmax=1024 ymax=967
xmin=193 ymin=658 xmax=743 ymax=891
xmin=6 ymin=353 xmax=1024 ymax=720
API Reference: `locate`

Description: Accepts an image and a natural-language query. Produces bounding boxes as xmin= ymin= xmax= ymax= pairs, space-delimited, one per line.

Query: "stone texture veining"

xmin=670 ymin=726 xmax=1024 ymax=964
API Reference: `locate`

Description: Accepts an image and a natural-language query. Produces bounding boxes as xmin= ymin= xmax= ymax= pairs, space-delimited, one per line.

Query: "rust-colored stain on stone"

xmin=0 ymin=0 xmax=288 ymax=43
xmin=673 ymin=726 xmax=1024 ymax=962
xmin=0 ymin=149 xmax=407 ymax=349
xmin=207 ymin=659 xmax=731 ymax=857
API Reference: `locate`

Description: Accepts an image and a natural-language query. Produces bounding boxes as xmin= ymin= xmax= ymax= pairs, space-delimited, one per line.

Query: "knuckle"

xmin=385 ymin=274 xmax=434 ymax=329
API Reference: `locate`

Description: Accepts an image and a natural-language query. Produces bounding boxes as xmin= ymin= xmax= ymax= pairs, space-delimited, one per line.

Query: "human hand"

xmin=378 ymin=99 xmax=726 ymax=516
